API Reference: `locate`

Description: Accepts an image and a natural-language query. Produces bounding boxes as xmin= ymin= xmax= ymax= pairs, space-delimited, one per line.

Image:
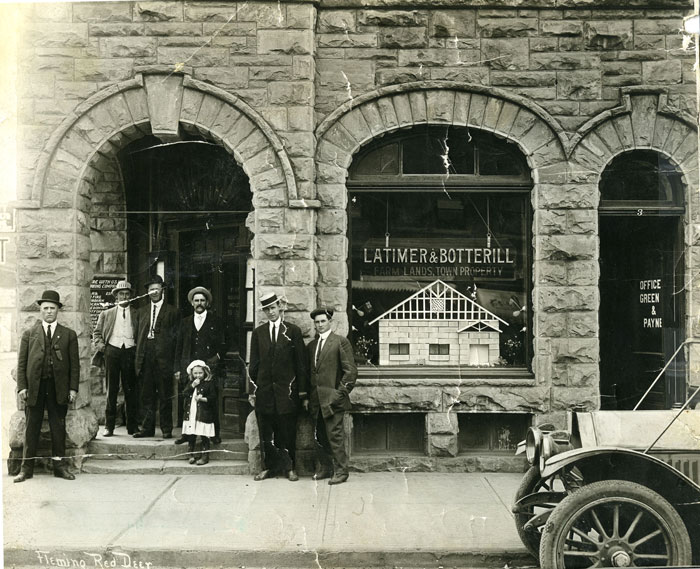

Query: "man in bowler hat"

xmin=249 ymin=292 xmax=309 ymax=481
xmin=304 ymin=308 xmax=357 ymax=485
xmin=173 ymin=286 xmax=227 ymax=444
xmin=92 ymin=280 xmax=139 ymax=437
xmin=14 ymin=290 xmax=79 ymax=482
xmin=133 ymin=275 xmax=179 ymax=439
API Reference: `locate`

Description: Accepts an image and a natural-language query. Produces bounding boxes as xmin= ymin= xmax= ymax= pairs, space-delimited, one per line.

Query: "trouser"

xmin=104 ymin=345 xmax=138 ymax=432
xmin=139 ymin=342 xmax=173 ymax=434
xmin=314 ymin=410 xmax=348 ymax=476
xmin=257 ymin=410 xmax=297 ymax=473
xmin=21 ymin=375 xmax=68 ymax=474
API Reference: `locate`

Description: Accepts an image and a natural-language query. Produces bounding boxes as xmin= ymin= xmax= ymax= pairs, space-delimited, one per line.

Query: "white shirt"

xmin=195 ymin=310 xmax=207 ymax=331
xmin=315 ymin=330 xmax=331 ymax=363
xmin=42 ymin=321 xmax=56 ymax=339
xmin=149 ymin=299 xmax=163 ymax=330
xmin=269 ymin=319 xmax=279 ymax=342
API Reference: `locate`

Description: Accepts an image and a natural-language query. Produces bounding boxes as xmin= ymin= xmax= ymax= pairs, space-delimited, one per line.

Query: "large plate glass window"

xmin=347 ymin=126 xmax=533 ymax=370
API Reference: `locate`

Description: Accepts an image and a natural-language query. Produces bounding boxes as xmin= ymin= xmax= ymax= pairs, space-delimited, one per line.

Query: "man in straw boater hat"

xmin=248 ymin=292 xmax=308 ymax=481
xmin=305 ymin=307 xmax=357 ymax=485
xmin=14 ymin=290 xmax=79 ymax=483
xmin=133 ymin=274 xmax=180 ymax=439
xmin=92 ymin=280 xmax=140 ymax=437
xmin=173 ymin=286 xmax=227 ymax=445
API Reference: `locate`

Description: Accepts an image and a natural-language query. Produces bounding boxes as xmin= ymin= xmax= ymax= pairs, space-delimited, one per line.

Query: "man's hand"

xmin=69 ymin=390 xmax=78 ymax=403
xmin=248 ymin=394 xmax=256 ymax=408
xmin=18 ymin=389 xmax=27 ymax=402
xmin=302 ymin=399 xmax=309 ymax=412
xmin=174 ymin=371 xmax=180 ymax=382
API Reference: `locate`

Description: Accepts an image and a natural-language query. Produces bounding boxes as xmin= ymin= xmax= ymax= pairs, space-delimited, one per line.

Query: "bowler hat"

xmin=259 ymin=292 xmax=280 ymax=309
xmin=310 ymin=307 xmax=334 ymax=320
xmin=37 ymin=290 xmax=63 ymax=308
xmin=111 ymin=280 xmax=133 ymax=296
xmin=144 ymin=274 xmax=166 ymax=289
xmin=188 ymin=286 xmax=212 ymax=306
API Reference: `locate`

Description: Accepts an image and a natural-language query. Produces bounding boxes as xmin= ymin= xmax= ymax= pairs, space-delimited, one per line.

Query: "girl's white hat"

xmin=186 ymin=360 xmax=211 ymax=376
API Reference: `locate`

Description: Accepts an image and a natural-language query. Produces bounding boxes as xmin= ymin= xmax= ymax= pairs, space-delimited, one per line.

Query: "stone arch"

xmin=313 ymin=82 xmax=570 ymax=335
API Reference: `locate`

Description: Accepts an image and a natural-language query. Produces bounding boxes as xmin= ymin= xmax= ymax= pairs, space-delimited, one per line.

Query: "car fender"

xmin=541 ymin=446 xmax=700 ymax=502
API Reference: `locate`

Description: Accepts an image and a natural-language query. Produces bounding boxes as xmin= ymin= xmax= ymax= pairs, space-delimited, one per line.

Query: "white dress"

xmin=181 ymin=391 xmax=215 ymax=437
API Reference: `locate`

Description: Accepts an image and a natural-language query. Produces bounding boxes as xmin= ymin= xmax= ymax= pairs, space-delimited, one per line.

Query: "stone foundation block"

xmin=429 ymin=433 xmax=458 ymax=457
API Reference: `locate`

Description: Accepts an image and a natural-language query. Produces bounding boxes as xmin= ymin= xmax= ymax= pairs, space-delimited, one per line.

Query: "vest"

xmin=41 ymin=326 xmax=54 ymax=379
xmin=189 ymin=320 xmax=210 ymax=361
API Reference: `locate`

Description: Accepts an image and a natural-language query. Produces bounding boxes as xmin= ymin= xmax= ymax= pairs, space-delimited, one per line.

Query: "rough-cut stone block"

xmin=284 ymin=260 xmax=316 ymax=286
xmin=481 ymin=38 xmax=528 ymax=70
xmin=539 ymin=286 xmax=598 ymax=313
xmin=379 ymin=28 xmax=427 ymax=49
xmin=583 ymin=20 xmax=633 ymax=50
xmin=74 ymin=58 xmax=133 ymax=82
xmin=316 ymin=234 xmax=347 ymax=261
xmin=568 ymin=312 xmax=597 ymax=338
xmin=183 ymin=3 xmax=237 ymax=22
xmin=73 ymin=2 xmax=131 ymax=23
xmin=258 ymin=30 xmax=312 ymax=55
xmin=431 ymin=10 xmax=476 ymax=38
xmin=359 ymin=10 xmax=427 ymax=27
xmin=557 ymin=70 xmax=601 ymax=100
xmin=255 ymin=259 xmax=285 ymax=285
xmin=478 ymin=18 xmax=537 ymax=37
xmin=26 ymin=23 xmax=89 ymax=48
xmin=134 ymin=2 xmax=182 ymax=22
xmin=538 ymin=235 xmax=596 ymax=261
xmin=269 ymin=81 xmax=313 ymax=105
xmin=258 ymin=234 xmax=313 ymax=260
xmin=642 ymin=59 xmax=682 ymax=85
xmin=317 ymin=209 xmax=347 ymax=235
xmin=99 ymin=37 xmax=157 ymax=58
xmin=318 ymin=10 xmax=356 ymax=33
xmin=17 ymin=234 xmax=47 ymax=259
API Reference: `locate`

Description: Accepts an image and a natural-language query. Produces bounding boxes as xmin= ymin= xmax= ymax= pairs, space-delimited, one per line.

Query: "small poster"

xmin=89 ymin=275 xmax=122 ymax=330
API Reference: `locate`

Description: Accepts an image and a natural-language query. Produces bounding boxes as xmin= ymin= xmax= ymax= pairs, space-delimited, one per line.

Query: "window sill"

xmin=356 ymin=365 xmax=535 ymax=386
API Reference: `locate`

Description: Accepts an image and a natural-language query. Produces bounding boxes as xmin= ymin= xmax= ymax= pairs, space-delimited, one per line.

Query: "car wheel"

xmin=540 ymin=480 xmax=692 ymax=569
xmin=514 ymin=466 xmax=569 ymax=560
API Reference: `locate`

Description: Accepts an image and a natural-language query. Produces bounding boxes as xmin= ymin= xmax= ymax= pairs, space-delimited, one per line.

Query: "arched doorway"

xmin=599 ymin=150 xmax=686 ymax=410
xmin=118 ymin=135 xmax=254 ymax=436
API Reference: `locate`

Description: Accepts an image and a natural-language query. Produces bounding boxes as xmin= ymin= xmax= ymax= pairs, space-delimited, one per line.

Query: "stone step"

xmin=81 ymin=459 xmax=250 ymax=475
xmin=86 ymin=432 xmax=248 ymax=462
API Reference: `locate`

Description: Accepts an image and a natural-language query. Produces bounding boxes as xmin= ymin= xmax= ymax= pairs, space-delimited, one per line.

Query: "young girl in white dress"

xmin=181 ymin=360 xmax=218 ymax=465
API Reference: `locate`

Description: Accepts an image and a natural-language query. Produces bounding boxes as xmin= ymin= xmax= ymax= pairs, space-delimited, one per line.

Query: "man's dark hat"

xmin=259 ymin=292 xmax=280 ymax=309
xmin=37 ymin=290 xmax=63 ymax=308
xmin=144 ymin=274 xmax=166 ymax=289
xmin=188 ymin=286 xmax=212 ymax=305
xmin=310 ymin=307 xmax=334 ymax=320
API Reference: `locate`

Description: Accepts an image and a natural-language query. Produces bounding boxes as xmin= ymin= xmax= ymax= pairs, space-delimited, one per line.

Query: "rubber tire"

xmin=540 ymin=479 xmax=692 ymax=569
xmin=514 ymin=465 xmax=546 ymax=560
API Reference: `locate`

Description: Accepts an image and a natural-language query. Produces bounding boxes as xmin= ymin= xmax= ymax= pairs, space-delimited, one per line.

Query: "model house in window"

xmin=369 ymin=280 xmax=507 ymax=366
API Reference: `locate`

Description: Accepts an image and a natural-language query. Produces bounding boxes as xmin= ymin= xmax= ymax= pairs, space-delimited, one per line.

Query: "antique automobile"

xmin=513 ymin=343 xmax=700 ymax=569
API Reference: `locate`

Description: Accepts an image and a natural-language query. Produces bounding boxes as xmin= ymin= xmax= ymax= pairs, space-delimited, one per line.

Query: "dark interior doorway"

xmin=120 ymin=135 xmax=254 ymax=437
xmin=599 ymin=151 xmax=685 ymax=410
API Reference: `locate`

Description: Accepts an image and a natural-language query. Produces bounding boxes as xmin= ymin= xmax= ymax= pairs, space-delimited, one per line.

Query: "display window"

xmin=347 ymin=127 xmax=533 ymax=370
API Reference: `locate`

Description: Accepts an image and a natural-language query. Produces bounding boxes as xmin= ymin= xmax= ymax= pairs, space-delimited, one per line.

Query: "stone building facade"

xmin=7 ymin=0 xmax=699 ymax=471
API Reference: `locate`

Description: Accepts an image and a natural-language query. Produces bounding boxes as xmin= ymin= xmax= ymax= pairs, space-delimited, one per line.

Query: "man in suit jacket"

xmin=173 ymin=286 xmax=227 ymax=444
xmin=133 ymin=275 xmax=180 ymax=439
xmin=249 ymin=292 xmax=309 ymax=482
xmin=92 ymin=280 xmax=139 ymax=436
xmin=14 ymin=290 xmax=79 ymax=483
xmin=304 ymin=307 xmax=357 ymax=485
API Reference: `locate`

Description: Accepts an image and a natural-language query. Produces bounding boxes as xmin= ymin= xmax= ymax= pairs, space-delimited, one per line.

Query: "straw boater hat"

xmin=111 ymin=280 xmax=133 ymax=296
xmin=310 ymin=307 xmax=334 ymax=320
xmin=186 ymin=359 xmax=211 ymax=376
xmin=188 ymin=286 xmax=212 ymax=305
xmin=259 ymin=292 xmax=280 ymax=309
xmin=37 ymin=290 xmax=62 ymax=308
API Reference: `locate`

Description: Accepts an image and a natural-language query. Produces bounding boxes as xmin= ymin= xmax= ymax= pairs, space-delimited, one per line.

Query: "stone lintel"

xmin=289 ymin=198 xmax=321 ymax=209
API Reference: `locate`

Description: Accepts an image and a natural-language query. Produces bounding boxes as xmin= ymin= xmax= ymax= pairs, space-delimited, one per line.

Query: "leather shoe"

xmin=286 ymin=469 xmax=299 ymax=482
xmin=162 ymin=432 xmax=172 ymax=439
xmin=103 ymin=429 xmax=114 ymax=437
xmin=173 ymin=435 xmax=188 ymax=445
xmin=328 ymin=473 xmax=348 ymax=485
xmin=133 ymin=431 xmax=154 ymax=438
xmin=312 ymin=470 xmax=331 ymax=480
xmin=253 ymin=469 xmax=274 ymax=481
xmin=54 ymin=467 xmax=75 ymax=481
xmin=13 ymin=471 xmax=32 ymax=483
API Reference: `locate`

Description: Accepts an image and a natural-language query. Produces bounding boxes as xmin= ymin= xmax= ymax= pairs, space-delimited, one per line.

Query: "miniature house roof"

xmin=368 ymin=279 xmax=508 ymax=331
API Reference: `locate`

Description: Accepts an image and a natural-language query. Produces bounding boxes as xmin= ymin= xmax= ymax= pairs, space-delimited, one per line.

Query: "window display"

xmin=348 ymin=127 xmax=532 ymax=369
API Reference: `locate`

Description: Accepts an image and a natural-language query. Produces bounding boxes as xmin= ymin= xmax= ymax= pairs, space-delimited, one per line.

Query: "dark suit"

xmin=92 ymin=305 xmax=139 ymax=432
xmin=134 ymin=301 xmax=179 ymax=435
xmin=249 ymin=320 xmax=308 ymax=473
xmin=308 ymin=332 xmax=357 ymax=476
xmin=17 ymin=320 xmax=79 ymax=472
xmin=174 ymin=312 xmax=226 ymax=434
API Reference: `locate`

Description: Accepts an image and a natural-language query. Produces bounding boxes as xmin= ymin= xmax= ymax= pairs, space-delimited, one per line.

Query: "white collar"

xmin=318 ymin=330 xmax=331 ymax=341
xmin=269 ymin=319 xmax=280 ymax=329
xmin=151 ymin=299 xmax=163 ymax=309
xmin=195 ymin=310 xmax=207 ymax=319
xmin=42 ymin=321 xmax=56 ymax=332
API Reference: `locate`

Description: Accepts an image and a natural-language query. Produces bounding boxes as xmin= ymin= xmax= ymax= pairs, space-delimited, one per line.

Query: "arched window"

xmin=347 ymin=126 xmax=533 ymax=371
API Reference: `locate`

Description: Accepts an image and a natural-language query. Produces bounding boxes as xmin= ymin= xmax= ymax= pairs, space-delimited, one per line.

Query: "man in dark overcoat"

xmin=133 ymin=275 xmax=180 ymax=439
xmin=249 ymin=292 xmax=309 ymax=481
xmin=14 ymin=290 xmax=79 ymax=483
xmin=304 ymin=307 xmax=357 ymax=485
xmin=173 ymin=286 xmax=227 ymax=444
xmin=92 ymin=280 xmax=139 ymax=436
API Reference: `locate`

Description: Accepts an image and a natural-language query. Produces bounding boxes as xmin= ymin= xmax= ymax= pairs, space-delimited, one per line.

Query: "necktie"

xmin=122 ymin=308 xmax=126 ymax=319
xmin=315 ymin=337 xmax=324 ymax=365
xmin=149 ymin=304 xmax=156 ymax=337
xmin=46 ymin=324 xmax=52 ymax=343
xmin=271 ymin=324 xmax=276 ymax=345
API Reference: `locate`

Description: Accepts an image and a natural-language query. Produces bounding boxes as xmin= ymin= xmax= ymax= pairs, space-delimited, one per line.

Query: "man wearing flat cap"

xmin=305 ymin=307 xmax=357 ymax=485
xmin=92 ymin=280 xmax=139 ymax=437
xmin=249 ymin=292 xmax=309 ymax=482
xmin=173 ymin=286 xmax=227 ymax=444
xmin=133 ymin=275 xmax=180 ymax=439
xmin=14 ymin=290 xmax=79 ymax=483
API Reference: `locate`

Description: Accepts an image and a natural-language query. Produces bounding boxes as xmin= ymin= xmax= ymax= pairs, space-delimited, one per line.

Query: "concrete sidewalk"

xmin=3 ymin=472 xmax=532 ymax=568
